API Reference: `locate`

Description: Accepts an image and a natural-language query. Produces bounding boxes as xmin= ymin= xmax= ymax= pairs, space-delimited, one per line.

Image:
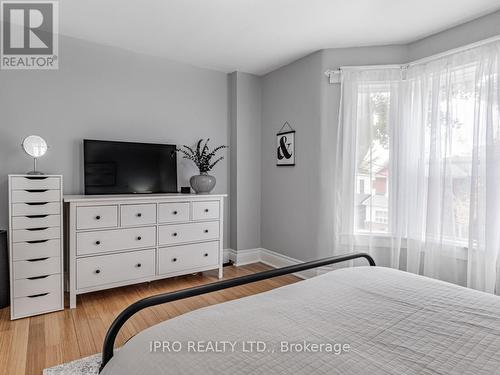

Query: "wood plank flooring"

xmin=0 ymin=263 xmax=299 ymax=375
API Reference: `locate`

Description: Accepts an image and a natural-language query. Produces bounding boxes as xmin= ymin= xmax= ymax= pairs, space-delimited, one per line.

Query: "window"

xmin=355 ymin=86 xmax=391 ymax=234
xmin=336 ymin=49 xmax=500 ymax=292
xmin=359 ymin=179 xmax=365 ymax=194
xmin=375 ymin=210 xmax=388 ymax=224
xmin=352 ymin=67 xmax=476 ymax=242
xmin=423 ymin=66 xmax=475 ymax=242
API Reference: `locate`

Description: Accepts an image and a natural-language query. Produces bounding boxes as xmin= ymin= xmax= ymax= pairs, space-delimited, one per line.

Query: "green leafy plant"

xmin=176 ymin=139 xmax=228 ymax=174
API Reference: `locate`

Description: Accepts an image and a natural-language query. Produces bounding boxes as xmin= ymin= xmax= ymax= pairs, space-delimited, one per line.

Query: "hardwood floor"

xmin=0 ymin=263 xmax=299 ymax=375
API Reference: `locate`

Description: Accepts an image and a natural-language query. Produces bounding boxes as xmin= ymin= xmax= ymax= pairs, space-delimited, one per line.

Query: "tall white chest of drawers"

xmin=64 ymin=194 xmax=226 ymax=308
xmin=8 ymin=175 xmax=64 ymax=320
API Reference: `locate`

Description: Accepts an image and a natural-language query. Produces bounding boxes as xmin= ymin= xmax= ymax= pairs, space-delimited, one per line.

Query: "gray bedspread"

xmin=102 ymin=267 xmax=500 ymax=374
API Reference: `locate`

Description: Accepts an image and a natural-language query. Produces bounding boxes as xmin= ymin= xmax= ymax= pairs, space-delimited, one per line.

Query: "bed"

xmin=99 ymin=253 xmax=500 ymax=375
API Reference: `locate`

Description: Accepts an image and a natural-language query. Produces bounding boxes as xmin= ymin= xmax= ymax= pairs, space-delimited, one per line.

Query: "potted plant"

xmin=176 ymin=139 xmax=227 ymax=194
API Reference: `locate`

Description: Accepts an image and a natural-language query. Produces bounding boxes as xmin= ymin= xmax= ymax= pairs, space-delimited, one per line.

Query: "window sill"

xmin=340 ymin=233 xmax=469 ymax=261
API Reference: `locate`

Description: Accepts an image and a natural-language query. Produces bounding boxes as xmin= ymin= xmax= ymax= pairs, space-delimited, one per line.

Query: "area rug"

xmin=43 ymin=353 xmax=101 ymax=375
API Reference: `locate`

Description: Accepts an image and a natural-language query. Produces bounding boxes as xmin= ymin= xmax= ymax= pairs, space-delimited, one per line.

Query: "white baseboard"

xmin=260 ymin=248 xmax=316 ymax=279
xmin=223 ymin=247 xmax=316 ymax=279
xmin=223 ymin=248 xmax=234 ymax=264
xmin=224 ymin=248 xmax=262 ymax=266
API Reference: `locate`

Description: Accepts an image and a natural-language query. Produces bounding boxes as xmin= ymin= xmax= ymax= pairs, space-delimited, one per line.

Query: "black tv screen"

xmin=84 ymin=140 xmax=178 ymax=195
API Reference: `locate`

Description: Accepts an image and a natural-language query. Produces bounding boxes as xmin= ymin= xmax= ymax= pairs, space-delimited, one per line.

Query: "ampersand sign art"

xmin=276 ymin=129 xmax=295 ymax=166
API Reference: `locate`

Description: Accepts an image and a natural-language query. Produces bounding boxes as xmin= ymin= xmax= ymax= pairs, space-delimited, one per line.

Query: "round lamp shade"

xmin=22 ymin=135 xmax=48 ymax=158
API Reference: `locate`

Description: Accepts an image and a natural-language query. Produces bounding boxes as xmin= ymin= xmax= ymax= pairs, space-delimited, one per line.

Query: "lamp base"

xmin=26 ymin=157 xmax=44 ymax=175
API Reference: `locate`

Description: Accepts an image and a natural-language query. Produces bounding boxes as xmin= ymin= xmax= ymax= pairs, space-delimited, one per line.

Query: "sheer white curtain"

xmin=333 ymin=68 xmax=402 ymax=267
xmin=464 ymin=44 xmax=500 ymax=293
xmin=333 ymin=44 xmax=500 ymax=293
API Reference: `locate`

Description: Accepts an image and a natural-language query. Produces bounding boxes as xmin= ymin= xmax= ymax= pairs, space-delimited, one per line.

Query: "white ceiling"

xmin=60 ymin=0 xmax=500 ymax=75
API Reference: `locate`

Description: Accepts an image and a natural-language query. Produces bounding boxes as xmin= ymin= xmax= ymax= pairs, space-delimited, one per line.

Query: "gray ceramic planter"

xmin=190 ymin=174 xmax=216 ymax=194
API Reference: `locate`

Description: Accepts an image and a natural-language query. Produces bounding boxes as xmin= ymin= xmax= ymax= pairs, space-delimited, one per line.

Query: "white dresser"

xmin=64 ymin=194 xmax=226 ymax=308
xmin=8 ymin=175 xmax=64 ymax=320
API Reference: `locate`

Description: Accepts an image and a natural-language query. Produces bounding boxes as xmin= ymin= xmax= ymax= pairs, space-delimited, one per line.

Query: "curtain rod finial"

xmin=325 ymin=69 xmax=341 ymax=84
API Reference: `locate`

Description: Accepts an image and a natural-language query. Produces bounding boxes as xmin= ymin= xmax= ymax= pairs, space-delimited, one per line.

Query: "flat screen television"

xmin=84 ymin=139 xmax=178 ymax=195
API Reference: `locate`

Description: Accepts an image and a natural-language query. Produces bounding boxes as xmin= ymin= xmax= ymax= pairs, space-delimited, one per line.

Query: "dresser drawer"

xmin=10 ymin=176 xmax=60 ymax=190
xmin=12 ymin=202 xmax=61 ymax=216
xmin=13 ymin=291 xmax=62 ymax=318
xmin=77 ymin=205 xmax=118 ymax=230
xmin=12 ymin=227 xmax=60 ymax=243
xmin=13 ymin=274 xmax=61 ymax=298
xmin=192 ymin=201 xmax=220 ymax=221
xmin=13 ymin=257 xmax=61 ymax=279
xmin=76 ymin=226 xmax=156 ymax=256
xmin=158 ymin=221 xmax=219 ymax=246
xmin=12 ymin=214 xmax=60 ymax=230
xmin=76 ymin=249 xmax=155 ymax=290
xmin=121 ymin=204 xmax=157 ymax=226
xmin=12 ymin=239 xmax=61 ymax=261
xmin=158 ymin=241 xmax=219 ymax=275
xmin=158 ymin=202 xmax=190 ymax=223
xmin=11 ymin=189 xmax=60 ymax=203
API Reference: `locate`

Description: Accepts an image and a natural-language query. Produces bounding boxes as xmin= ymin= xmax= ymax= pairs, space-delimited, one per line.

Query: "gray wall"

xmin=260 ymin=10 xmax=500 ymax=262
xmin=261 ymin=51 xmax=324 ymax=261
xmin=0 ymin=35 xmax=230 ymax=245
xmin=260 ymin=47 xmax=407 ymax=261
xmin=408 ymin=9 xmax=500 ymax=61
xmin=229 ymin=72 xmax=262 ymax=250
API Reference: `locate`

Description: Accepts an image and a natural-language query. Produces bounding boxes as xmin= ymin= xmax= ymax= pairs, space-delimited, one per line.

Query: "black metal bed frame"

xmin=99 ymin=252 xmax=376 ymax=372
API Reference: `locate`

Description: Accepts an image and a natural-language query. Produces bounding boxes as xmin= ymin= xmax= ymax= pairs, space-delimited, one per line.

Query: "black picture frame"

xmin=276 ymin=130 xmax=295 ymax=166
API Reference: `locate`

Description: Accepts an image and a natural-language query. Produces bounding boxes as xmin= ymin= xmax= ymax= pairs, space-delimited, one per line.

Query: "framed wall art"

xmin=276 ymin=122 xmax=295 ymax=166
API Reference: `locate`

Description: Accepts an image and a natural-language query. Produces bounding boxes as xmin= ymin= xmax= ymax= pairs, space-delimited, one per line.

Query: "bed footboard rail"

xmin=99 ymin=252 xmax=375 ymax=372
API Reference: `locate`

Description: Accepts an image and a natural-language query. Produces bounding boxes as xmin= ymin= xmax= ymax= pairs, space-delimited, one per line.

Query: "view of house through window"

xmin=355 ymin=88 xmax=391 ymax=234
xmin=353 ymin=69 xmax=476 ymax=241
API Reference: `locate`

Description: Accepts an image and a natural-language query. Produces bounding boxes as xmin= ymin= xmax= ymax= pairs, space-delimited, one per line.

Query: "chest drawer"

xmin=121 ymin=204 xmax=157 ymax=226
xmin=77 ymin=205 xmax=118 ymax=230
xmin=76 ymin=249 xmax=155 ymax=290
xmin=13 ymin=291 xmax=62 ymax=318
xmin=76 ymin=226 xmax=156 ymax=256
xmin=158 ymin=221 xmax=219 ymax=246
xmin=12 ymin=239 xmax=61 ymax=261
xmin=158 ymin=241 xmax=219 ymax=275
xmin=192 ymin=201 xmax=220 ymax=220
xmin=12 ymin=214 xmax=60 ymax=230
xmin=13 ymin=257 xmax=61 ymax=279
xmin=12 ymin=227 xmax=60 ymax=243
xmin=13 ymin=274 xmax=61 ymax=298
xmin=10 ymin=176 xmax=60 ymax=190
xmin=158 ymin=202 xmax=190 ymax=223
xmin=11 ymin=189 xmax=60 ymax=203
xmin=12 ymin=202 xmax=61 ymax=216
